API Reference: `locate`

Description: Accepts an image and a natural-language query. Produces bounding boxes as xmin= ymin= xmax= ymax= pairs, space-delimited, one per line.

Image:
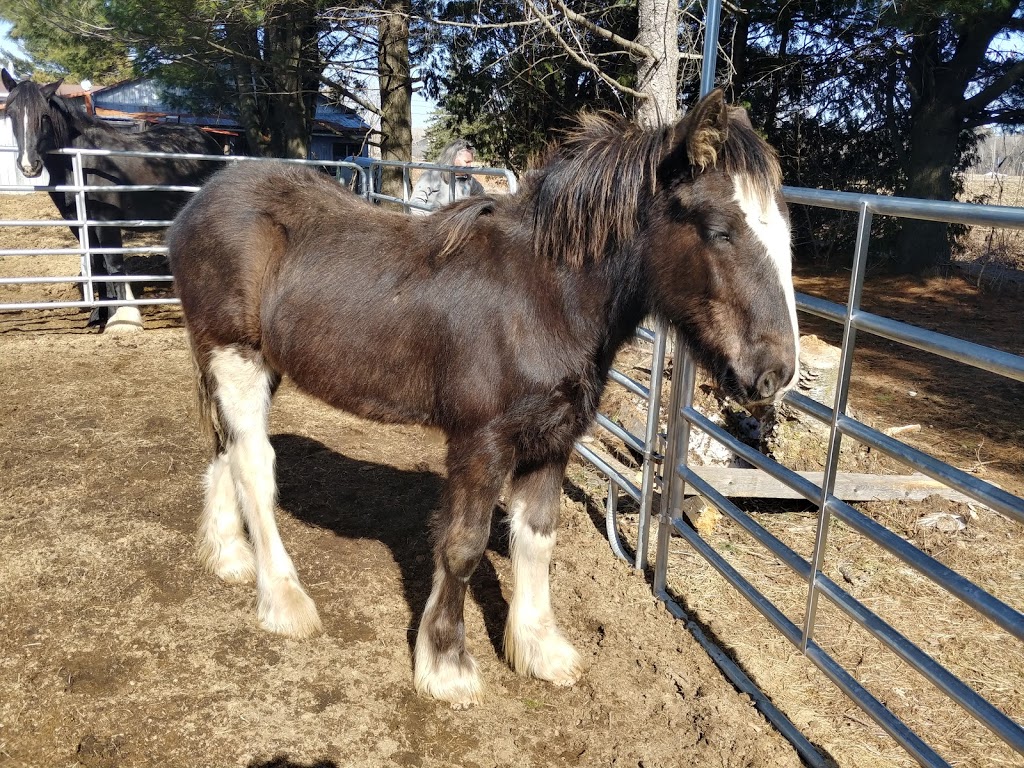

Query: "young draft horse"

xmin=168 ymin=89 xmax=800 ymax=707
xmin=1 ymin=69 xmax=221 ymax=332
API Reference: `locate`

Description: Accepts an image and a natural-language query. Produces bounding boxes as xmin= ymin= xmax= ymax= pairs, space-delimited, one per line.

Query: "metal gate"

xmin=0 ymin=148 xmax=515 ymax=314
xmin=577 ymin=2 xmax=1024 ymax=765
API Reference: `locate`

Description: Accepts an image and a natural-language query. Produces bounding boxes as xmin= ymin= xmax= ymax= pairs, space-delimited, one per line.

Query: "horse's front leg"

xmin=414 ymin=432 xmax=511 ymax=708
xmin=504 ymin=459 xmax=581 ymax=686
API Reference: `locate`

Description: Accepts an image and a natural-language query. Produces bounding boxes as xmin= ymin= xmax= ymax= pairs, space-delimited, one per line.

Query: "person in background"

xmin=409 ymin=138 xmax=485 ymax=215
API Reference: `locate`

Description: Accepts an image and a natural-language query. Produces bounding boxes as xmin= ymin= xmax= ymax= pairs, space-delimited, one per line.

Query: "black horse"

xmin=2 ymin=69 xmax=221 ymax=330
xmin=168 ymin=90 xmax=800 ymax=707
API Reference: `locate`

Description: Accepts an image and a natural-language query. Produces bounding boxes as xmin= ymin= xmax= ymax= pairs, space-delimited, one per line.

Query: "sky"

xmin=411 ymin=91 xmax=436 ymax=132
xmin=0 ymin=21 xmax=437 ymax=131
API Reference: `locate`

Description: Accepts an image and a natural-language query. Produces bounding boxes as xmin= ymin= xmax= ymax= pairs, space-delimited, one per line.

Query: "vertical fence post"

xmin=801 ymin=201 xmax=873 ymax=649
xmin=70 ymin=150 xmax=94 ymax=307
xmin=654 ymin=341 xmax=697 ymax=596
xmin=635 ymin=318 xmax=668 ymax=571
xmin=402 ymin=165 xmax=412 ymax=213
xmin=649 ymin=0 xmax=723 ymax=572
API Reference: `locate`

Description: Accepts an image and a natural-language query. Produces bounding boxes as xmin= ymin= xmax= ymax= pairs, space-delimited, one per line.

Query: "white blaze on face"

xmin=732 ymin=173 xmax=800 ymax=391
xmin=18 ymin=110 xmax=33 ymax=175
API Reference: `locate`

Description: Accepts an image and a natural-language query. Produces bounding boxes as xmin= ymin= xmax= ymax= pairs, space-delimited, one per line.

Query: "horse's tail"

xmin=187 ymin=334 xmax=227 ymax=457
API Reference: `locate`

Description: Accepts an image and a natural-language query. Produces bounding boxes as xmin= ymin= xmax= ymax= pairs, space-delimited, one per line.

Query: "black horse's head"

xmin=648 ymin=90 xmax=799 ymax=405
xmin=2 ymin=69 xmax=65 ymax=178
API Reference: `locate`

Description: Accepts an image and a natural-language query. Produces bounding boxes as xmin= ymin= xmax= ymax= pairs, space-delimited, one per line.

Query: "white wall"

xmin=0 ymin=119 xmax=49 ymax=189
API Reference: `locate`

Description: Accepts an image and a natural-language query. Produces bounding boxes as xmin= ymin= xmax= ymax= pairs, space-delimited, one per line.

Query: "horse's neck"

xmin=562 ymin=254 xmax=650 ymax=380
xmin=51 ymin=98 xmax=107 ymax=147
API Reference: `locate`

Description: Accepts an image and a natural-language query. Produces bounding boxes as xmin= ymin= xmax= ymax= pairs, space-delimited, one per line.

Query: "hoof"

xmin=103 ymin=306 xmax=144 ymax=334
xmin=257 ymin=577 xmax=323 ymax=638
xmin=505 ymin=623 xmax=582 ymax=687
xmin=414 ymin=637 xmax=482 ymax=709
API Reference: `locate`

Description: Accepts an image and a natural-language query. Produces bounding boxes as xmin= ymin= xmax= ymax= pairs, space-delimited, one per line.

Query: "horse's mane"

xmin=435 ymin=196 xmax=497 ymax=259
xmin=49 ymin=95 xmax=115 ymax=144
xmin=527 ymin=108 xmax=782 ymax=268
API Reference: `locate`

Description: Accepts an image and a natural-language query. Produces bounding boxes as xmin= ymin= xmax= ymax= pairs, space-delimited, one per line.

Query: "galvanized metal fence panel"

xmin=571 ymin=1 xmax=1024 ymax=765
xmin=584 ymin=160 xmax=1024 ymax=768
xmin=0 ymin=147 xmax=516 ymax=314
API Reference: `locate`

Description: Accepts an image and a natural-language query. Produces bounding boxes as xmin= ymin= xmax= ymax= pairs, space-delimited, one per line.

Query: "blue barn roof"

xmin=91 ymin=78 xmax=369 ymax=134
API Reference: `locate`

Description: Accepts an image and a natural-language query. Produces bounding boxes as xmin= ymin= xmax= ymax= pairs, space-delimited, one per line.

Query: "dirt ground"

xmin=1 ymin=191 xmax=1022 ymax=768
xmin=0 ymin=329 xmax=807 ymax=768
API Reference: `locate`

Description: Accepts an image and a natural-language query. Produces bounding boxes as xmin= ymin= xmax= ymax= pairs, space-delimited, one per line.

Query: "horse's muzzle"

xmin=722 ymin=359 xmax=796 ymax=406
xmin=19 ymin=160 xmax=43 ymax=178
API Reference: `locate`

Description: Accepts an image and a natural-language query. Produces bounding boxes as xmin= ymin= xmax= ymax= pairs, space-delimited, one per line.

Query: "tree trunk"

xmin=266 ymin=9 xmax=317 ymax=159
xmin=727 ymin=7 xmax=749 ymax=102
xmin=894 ymin=101 xmax=959 ymax=273
xmin=378 ymin=0 xmax=413 ymax=198
xmin=635 ymin=0 xmax=679 ymax=127
xmin=763 ymin=9 xmax=792 ymax=131
xmin=894 ymin=20 xmax=957 ymax=274
xmin=227 ymin=24 xmax=270 ymax=157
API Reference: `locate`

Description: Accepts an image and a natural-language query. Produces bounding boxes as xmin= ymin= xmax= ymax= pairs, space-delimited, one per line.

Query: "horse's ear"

xmin=731 ymin=104 xmax=754 ymax=130
xmin=2 ymin=69 xmax=18 ymax=93
xmin=678 ymin=88 xmax=729 ymax=172
xmin=41 ymin=79 xmax=64 ymax=100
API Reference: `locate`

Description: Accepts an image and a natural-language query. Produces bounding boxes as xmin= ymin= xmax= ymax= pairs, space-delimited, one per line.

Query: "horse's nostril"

xmin=756 ymin=370 xmax=779 ymax=401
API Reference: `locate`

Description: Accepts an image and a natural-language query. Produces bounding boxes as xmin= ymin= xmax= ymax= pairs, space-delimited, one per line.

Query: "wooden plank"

xmin=683 ymin=467 xmax=979 ymax=504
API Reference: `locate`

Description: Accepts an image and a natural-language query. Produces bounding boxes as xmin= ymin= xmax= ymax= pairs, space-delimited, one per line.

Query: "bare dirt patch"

xmin=0 ymin=329 xmax=803 ymax=768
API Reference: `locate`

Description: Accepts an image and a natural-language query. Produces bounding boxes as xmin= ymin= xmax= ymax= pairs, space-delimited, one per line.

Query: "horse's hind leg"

xmin=207 ymin=345 xmax=322 ymax=638
xmin=97 ymin=227 xmax=143 ymax=334
xmin=414 ymin=431 xmax=512 ymax=707
xmin=504 ymin=460 xmax=581 ymax=686
xmin=198 ymin=449 xmax=255 ymax=584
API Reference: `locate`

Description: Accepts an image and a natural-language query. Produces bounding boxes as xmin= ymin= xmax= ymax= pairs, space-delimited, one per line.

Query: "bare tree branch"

xmin=523 ymin=0 xmax=648 ymax=100
xmin=550 ymin=0 xmax=653 ymax=59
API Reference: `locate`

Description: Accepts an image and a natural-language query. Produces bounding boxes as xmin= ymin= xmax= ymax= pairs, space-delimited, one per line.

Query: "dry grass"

xmin=957 ymin=175 xmax=1024 ymax=284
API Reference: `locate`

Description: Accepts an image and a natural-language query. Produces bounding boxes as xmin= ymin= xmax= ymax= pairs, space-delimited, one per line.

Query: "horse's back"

xmin=77 ymin=123 xmax=219 ymax=156
xmin=169 ymin=160 xmax=582 ymax=429
xmin=76 ymin=125 xmax=220 ymax=220
xmin=169 ymin=162 xmax=371 ymax=349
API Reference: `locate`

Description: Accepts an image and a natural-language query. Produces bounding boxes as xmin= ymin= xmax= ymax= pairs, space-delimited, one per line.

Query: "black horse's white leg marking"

xmin=504 ymin=462 xmax=581 ymax=685
xmin=206 ymin=346 xmax=322 ymax=637
xmin=96 ymin=228 xmax=143 ymax=334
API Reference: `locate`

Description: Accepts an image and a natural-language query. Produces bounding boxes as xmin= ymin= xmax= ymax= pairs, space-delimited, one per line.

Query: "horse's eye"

xmin=708 ymin=229 xmax=731 ymax=244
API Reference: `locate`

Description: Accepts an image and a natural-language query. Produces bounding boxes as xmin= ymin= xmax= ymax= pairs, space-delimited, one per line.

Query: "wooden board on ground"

xmin=579 ymin=442 xmax=979 ymax=505
xmin=684 ymin=467 xmax=980 ymax=505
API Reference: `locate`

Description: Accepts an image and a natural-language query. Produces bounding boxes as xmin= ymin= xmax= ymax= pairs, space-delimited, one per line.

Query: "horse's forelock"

xmin=6 ymin=80 xmax=74 ymax=149
xmin=719 ymin=110 xmax=782 ymax=209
